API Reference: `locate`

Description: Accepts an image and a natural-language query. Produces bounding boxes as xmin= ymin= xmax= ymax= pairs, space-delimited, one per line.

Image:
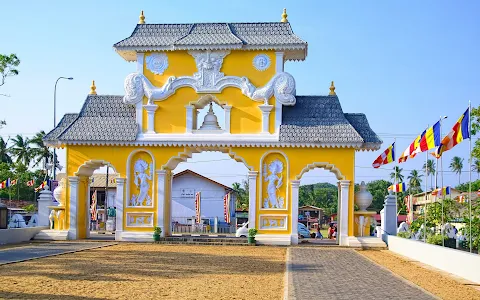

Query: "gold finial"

xmin=281 ymin=8 xmax=288 ymax=23
xmin=329 ymin=81 xmax=336 ymax=95
xmin=139 ymin=10 xmax=145 ymax=24
xmin=89 ymin=80 xmax=97 ymax=95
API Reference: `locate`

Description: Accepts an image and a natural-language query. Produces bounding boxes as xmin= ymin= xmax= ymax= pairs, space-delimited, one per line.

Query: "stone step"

xmin=161 ymin=237 xmax=248 ymax=243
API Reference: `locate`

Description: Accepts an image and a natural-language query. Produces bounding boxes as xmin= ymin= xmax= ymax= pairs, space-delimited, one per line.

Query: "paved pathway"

xmin=0 ymin=242 xmax=116 ymax=265
xmin=287 ymin=248 xmax=436 ymax=300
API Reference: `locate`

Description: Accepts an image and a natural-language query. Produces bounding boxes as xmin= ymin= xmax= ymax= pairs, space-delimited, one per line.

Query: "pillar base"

xmin=255 ymin=234 xmax=291 ymax=246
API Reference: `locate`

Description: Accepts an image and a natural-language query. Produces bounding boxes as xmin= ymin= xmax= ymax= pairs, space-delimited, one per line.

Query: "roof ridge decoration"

xmin=123 ymin=50 xmax=296 ymax=105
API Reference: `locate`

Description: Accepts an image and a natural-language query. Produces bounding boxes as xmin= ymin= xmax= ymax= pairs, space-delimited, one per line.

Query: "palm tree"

xmin=472 ymin=159 xmax=480 ymax=179
xmin=30 ymin=131 xmax=53 ymax=168
xmin=450 ymin=156 xmax=464 ymax=185
xmin=407 ymin=170 xmax=423 ymax=194
xmin=8 ymin=134 xmax=32 ymax=166
xmin=390 ymin=166 xmax=404 ymax=183
xmin=0 ymin=137 xmax=12 ymax=164
xmin=422 ymin=159 xmax=436 ymax=190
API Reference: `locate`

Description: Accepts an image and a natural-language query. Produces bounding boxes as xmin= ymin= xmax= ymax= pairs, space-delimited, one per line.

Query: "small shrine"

xmin=44 ymin=10 xmax=381 ymax=245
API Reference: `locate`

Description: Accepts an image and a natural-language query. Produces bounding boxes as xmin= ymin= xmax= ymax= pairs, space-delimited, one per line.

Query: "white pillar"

xmin=275 ymin=52 xmax=284 ymax=73
xmin=37 ymin=189 xmax=55 ymax=227
xmin=185 ymin=105 xmax=195 ymax=133
xmin=136 ymin=53 xmax=144 ymax=74
xmin=115 ymin=178 xmax=126 ymax=241
xmin=144 ymin=104 xmax=158 ymax=134
xmin=291 ymin=180 xmax=300 ymax=245
xmin=248 ymin=171 xmax=258 ymax=229
xmin=157 ymin=170 xmax=167 ymax=237
xmin=381 ymin=192 xmax=397 ymax=242
xmin=85 ymin=183 xmax=91 ymax=238
xmin=339 ymin=180 xmax=351 ymax=246
xmin=223 ymin=105 xmax=232 ymax=133
xmin=68 ymin=176 xmax=79 ymax=240
xmin=258 ymin=105 xmax=273 ymax=134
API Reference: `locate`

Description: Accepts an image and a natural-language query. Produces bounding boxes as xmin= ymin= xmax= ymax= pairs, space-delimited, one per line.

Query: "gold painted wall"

xmin=64 ymin=144 xmax=356 ymax=237
xmin=141 ymin=50 xmax=277 ymax=134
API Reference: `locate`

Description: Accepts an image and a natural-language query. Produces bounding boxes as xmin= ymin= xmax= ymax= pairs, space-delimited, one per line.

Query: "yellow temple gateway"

xmin=43 ymin=10 xmax=382 ymax=245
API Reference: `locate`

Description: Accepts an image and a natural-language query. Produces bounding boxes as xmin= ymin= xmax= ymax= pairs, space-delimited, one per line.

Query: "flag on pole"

xmin=399 ymin=130 xmax=426 ymax=163
xmin=434 ymin=108 xmax=470 ymax=158
xmin=26 ymin=179 xmax=34 ymax=187
xmin=0 ymin=180 xmax=8 ymax=189
xmin=91 ymin=190 xmax=97 ymax=221
xmin=413 ymin=121 xmax=441 ymax=155
xmin=457 ymin=195 xmax=466 ymax=203
xmin=388 ymin=182 xmax=406 ymax=192
xmin=432 ymin=186 xmax=451 ymax=196
xmin=223 ymin=192 xmax=231 ymax=223
xmin=195 ymin=192 xmax=201 ymax=224
xmin=10 ymin=179 xmax=17 ymax=186
xmin=372 ymin=142 xmax=395 ymax=168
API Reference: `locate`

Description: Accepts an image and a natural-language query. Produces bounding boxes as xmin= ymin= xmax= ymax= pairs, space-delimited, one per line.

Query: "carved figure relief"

xmin=129 ymin=159 xmax=153 ymax=207
xmin=146 ymin=53 xmax=169 ymax=75
xmin=253 ymin=54 xmax=271 ymax=71
xmin=262 ymin=159 xmax=284 ymax=209
xmin=126 ymin=213 xmax=154 ymax=227
xmin=259 ymin=215 xmax=287 ymax=230
xmin=123 ymin=49 xmax=296 ymax=105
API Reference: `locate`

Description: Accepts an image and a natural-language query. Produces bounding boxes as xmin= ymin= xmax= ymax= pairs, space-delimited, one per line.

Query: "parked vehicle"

xmin=236 ymin=221 xmax=249 ymax=237
xmin=298 ymin=223 xmax=311 ymax=238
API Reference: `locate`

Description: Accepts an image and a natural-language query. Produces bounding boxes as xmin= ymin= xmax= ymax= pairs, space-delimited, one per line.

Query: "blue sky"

xmin=1 ymin=1 xmax=479 ymax=188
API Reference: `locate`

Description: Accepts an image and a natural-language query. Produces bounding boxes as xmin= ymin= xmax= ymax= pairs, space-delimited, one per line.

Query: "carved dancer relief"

xmin=123 ymin=50 xmax=296 ymax=105
xmin=129 ymin=159 xmax=153 ymax=207
xmin=262 ymin=159 xmax=284 ymax=209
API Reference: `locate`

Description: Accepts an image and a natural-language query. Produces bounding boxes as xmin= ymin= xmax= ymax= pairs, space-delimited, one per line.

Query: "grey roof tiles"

xmin=45 ymin=94 xmax=380 ymax=150
xmin=113 ymin=22 xmax=307 ymax=60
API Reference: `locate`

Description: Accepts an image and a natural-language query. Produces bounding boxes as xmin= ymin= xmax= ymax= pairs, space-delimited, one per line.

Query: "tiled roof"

xmin=44 ymin=95 xmax=137 ymax=143
xmin=280 ymin=96 xmax=361 ymax=144
xmin=113 ymin=22 xmax=307 ymax=61
xmin=44 ymin=113 xmax=79 ymax=141
xmin=344 ymin=113 xmax=383 ymax=145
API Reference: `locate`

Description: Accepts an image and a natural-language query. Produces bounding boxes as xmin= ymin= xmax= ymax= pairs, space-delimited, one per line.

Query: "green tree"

xmin=30 ymin=131 xmax=53 ymax=168
xmin=472 ymin=159 xmax=480 ymax=179
xmin=407 ymin=170 xmax=423 ymax=194
xmin=450 ymin=156 xmax=464 ymax=185
xmin=232 ymin=180 xmax=249 ymax=210
xmin=8 ymin=134 xmax=32 ymax=166
xmin=0 ymin=54 xmax=20 ymax=88
xmin=298 ymin=182 xmax=338 ymax=216
xmin=423 ymin=159 xmax=436 ymax=190
xmin=0 ymin=137 xmax=12 ymax=164
xmin=365 ymin=179 xmax=392 ymax=212
xmin=390 ymin=166 xmax=404 ymax=183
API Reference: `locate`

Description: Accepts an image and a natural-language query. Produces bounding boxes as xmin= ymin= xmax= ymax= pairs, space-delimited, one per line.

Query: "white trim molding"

xmin=296 ymin=162 xmax=346 ymax=181
xmin=68 ymin=176 xmax=79 ymax=240
xmin=115 ymin=178 xmax=126 ymax=241
xmin=118 ymin=231 xmax=153 ymax=242
xmin=339 ymin=180 xmax=351 ymax=246
xmin=248 ymin=171 xmax=258 ymax=230
xmin=290 ymin=180 xmax=300 ymax=245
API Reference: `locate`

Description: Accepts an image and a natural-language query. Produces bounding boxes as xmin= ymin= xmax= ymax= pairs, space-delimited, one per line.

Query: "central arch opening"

xmin=169 ymin=151 xmax=250 ymax=236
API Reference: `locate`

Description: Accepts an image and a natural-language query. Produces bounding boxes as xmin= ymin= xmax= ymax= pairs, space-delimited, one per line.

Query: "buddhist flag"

xmin=372 ymin=142 xmax=395 ymax=168
xmin=413 ymin=121 xmax=441 ymax=154
xmin=10 ymin=179 xmax=17 ymax=186
xmin=223 ymin=192 xmax=231 ymax=223
xmin=0 ymin=180 xmax=7 ymax=189
xmin=434 ymin=108 xmax=470 ymax=158
xmin=457 ymin=195 xmax=466 ymax=203
xmin=195 ymin=192 xmax=201 ymax=224
xmin=26 ymin=179 xmax=34 ymax=187
xmin=432 ymin=186 xmax=451 ymax=197
xmin=399 ymin=130 xmax=426 ymax=163
xmin=91 ymin=190 xmax=98 ymax=221
xmin=388 ymin=182 xmax=406 ymax=192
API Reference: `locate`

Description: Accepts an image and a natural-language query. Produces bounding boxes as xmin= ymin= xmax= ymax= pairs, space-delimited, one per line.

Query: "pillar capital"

xmin=248 ymin=171 xmax=258 ymax=179
xmin=116 ymin=177 xmax=126 ymax=185
xmin=290 ymin=180 xmax=301 ymax=188
xmin=339 ymin=180 xmax=351 ymax=188
xmin=68 ymin=176 xmax=79 ymax=184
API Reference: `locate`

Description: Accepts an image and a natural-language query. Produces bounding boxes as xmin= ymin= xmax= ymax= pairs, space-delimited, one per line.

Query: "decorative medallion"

xmin=253 ymin=54 xmax=271 ymax=71
xmin=146 ymin=53 xmax=169 ymax=75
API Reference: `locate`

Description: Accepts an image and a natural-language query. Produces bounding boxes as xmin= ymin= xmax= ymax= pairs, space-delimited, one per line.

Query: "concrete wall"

xmin=386 ymin=235 xmax=480 ymax=284
xmin=0 ymin=227 xmax=48 ymax=245
xmin=171 ymin=173 xmax=234 ymax=220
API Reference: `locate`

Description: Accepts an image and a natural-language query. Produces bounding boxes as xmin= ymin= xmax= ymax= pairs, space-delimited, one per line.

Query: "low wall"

xmin=0 ymin=227 xmax=49 ymax=245
xmin=386 ymin=235 xmax=480 ymax=284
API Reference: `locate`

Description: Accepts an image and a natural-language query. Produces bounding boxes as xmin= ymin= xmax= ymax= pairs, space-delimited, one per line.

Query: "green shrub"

xmin=426 ymin=234 xmax=447 ymax=246
xmin=248 ymin=228 xmax=258 ymax=237
xmin=153 ymin=226 xmax=162 ymax=235
xmin=397 ymin=231 xmax=411 ymax=239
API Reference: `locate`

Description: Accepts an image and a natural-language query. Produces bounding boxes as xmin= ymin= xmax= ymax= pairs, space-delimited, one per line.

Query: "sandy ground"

xmin=0 ymin=244 xmax=286 ymax=300
xmin=359 ymin=250 xmax=480 ymax=299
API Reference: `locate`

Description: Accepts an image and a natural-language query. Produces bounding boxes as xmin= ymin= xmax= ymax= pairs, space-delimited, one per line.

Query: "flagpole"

xmin=394 ymin=138 xmax=398 ymax=215
xmin=439 ymin=116 xmax=444 ymax=247
xmin=468 ymin=100 xmax=472 ymax=253
xmin=424 ymin=126 xmax=429 ymax=243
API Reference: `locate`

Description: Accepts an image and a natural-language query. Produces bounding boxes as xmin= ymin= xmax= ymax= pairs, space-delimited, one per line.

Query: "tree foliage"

xmin=232 ymin=180 xmax=249 ymax=210
xmin=450 ymin=156 xmax=464 ymax=185
xmin=407 ymin=169 xmax=423 ymax=194
xmin=0 ymin=53 xmax=20 ymax=88
xmin=299 ymin=182 xmax=338 ymax=216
